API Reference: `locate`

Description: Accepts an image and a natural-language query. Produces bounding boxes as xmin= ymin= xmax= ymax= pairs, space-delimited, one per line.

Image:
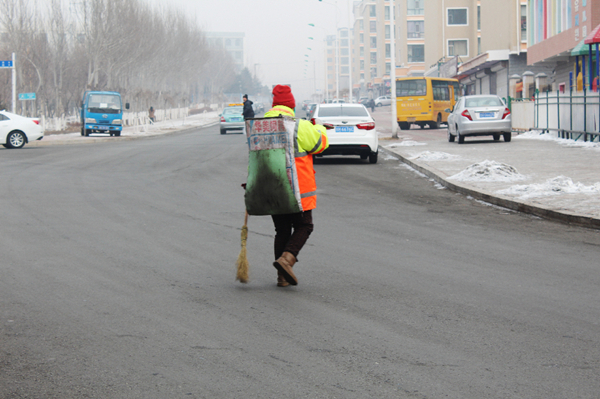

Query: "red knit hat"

xmin=272 ymin=85 xmax=296 ymax=109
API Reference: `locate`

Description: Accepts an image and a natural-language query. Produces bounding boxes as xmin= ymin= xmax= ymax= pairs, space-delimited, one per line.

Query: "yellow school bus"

xmin=395 ymin=77 xmax=459 ymax=130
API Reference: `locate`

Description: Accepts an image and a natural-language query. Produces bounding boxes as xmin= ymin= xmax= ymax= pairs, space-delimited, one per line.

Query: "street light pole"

xmin=390 ymin=0 xmax=398 ymax=138
xmin=348 ymin=1 xmax=353 ymax=103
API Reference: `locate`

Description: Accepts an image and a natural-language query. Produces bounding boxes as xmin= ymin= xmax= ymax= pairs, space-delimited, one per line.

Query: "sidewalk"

xmin=370 ymin=107 xmax=600 ymax=229
xmin=30 ymin=111 xmax=220 ymax=146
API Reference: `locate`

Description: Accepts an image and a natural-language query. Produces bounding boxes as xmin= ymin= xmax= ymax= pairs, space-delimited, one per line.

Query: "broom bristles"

xmin=236 ymin=225 xmax=249 ymax=283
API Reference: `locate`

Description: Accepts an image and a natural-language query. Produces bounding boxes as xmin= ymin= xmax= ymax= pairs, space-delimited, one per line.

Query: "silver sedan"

xmin=446 ymin=95 xmax=512 ymax=144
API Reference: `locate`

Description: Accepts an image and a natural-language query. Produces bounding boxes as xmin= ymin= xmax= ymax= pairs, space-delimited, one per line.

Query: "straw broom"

xmin=236 ymin=211 xmax=249 ymax=283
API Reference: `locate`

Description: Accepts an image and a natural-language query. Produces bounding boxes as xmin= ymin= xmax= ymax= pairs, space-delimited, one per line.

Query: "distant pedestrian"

xmin=367 ymin=98 xmax=375 ymax=112
xmin=149 ymin=106 xmax=155 ymax=123
xmin=242 ymin=94 xmax=255 ymax=119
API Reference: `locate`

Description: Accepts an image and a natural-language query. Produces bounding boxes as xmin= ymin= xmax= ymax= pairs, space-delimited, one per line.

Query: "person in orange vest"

xmin=264 ymin=84 xmax=329 ymax=287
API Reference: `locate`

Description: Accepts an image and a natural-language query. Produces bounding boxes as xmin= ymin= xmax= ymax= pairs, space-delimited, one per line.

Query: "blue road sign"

xmin=18 ymin=93 xmax=36 ymax=101
xmin=0 ymin=60 xmax=13 ymax=68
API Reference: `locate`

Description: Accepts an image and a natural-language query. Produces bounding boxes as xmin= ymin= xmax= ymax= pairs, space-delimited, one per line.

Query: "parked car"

xmin=219 ymin=104 xmax=244 ymax=134
xmin=446 ymin=95 xmax=512 ymax=144
xmin=0 ymin=110 xmax=44 ymax=149
xmin=358 ymin=97 xmax=369 ymax=105
xmin=331 ymin=99 xmax=346 ymax=104
xmin=375 ymin=96 xmax=392 ymax=107
xmin=253 ymin=102 xmax=265 ymax=113
xmin=312 ymin=103 xmax=378 ymax=163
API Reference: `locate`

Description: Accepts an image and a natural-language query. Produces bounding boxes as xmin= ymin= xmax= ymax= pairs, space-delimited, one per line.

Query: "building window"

xmin=407 ymin=0 xmax=423 ymax=16
xmin=370 ymin=52 xmax=377 ymax=65
xmin=328 ymin=49 xmax=333 ymax=54
xmin=385 ymin=44 xmax=391 ymax=58
xmin=341 ymin=66 xmax=349 ymax=74
xmin=328 ymin=66 xmax=333 ymax=71
xmin=407 ymin=44 xmax=424 ymax=63
xmin=370 ymin=67 xmax=377 ymax=77
xmin=225 ymin=39 xmax=231 ymax=46
xmin=385 ymin=6 xmax=390 ymax=20
xmin=341 ymin=48 xmax=349 ymax=56
xmin=327 ymin=57 xmax=333 ymax=62
xmin=360 ymin=73 xmax=365 ymax=80
xmin=370 ymin=37 xmax=377 ymax=48
xmin=360 ymin=33 xmax=364 ymax=44
xmin=360 ymin=47 xmax=364 ymax=57
xmin=448 ymin=39 xmax=468 ymax=57
xmin=341 ymin=29 xmax=348 ymax=38
xmin=236 ymin=39 xmax=242 ymax=46
xmin=448 ymin=8 xmax=468 ymax=25
xmin=359 ymin=19 xmax=364 ymax=30
xmin=385 ymin=25 xmax=390 ymax=39
xmin=369 ymin=5 xmax=376 ymax=17
xmin=370 ymin=21 xmax=377 ymax=33
xmin=341 ymin=57 xmax=349 ymax=65
xmin=341 ymin=39 xmax=348 ymax=47
xmin=360 ymin=60 xmax=364 ymax=70
xmin=386 ymin=63 xmax=391 ymax=74
xmin=407 ymin=21 xmax=424 ymax=38
xmin=520 ymin=4 xmax=527 ymax=42
xmin=477 ymin=5 xmax=481 ymax=31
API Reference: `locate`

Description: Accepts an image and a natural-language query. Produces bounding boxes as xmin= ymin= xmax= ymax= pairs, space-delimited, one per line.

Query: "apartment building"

xmin=350 ymin=0 xmax=544 ymax=98
xmin=205 ymin=32 xmax=245 ymax=73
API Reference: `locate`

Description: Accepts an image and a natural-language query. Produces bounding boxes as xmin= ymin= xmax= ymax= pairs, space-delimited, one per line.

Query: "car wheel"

xmin=115 ymin=132 xmax=121 ymax=137
xmin=81 ymin=127 xmax=85 ymax=136
xmin=376 ymin=103 xmax=382 ymax=107
xmin=85 ymin=129 xmax=90 ymax=137
xmin=7 ymin=131 xmax=26 ymax=149
xmin=457 ymin=127 xmax=465 ymax=144
xmin=503 ymin=132 xmax=512 ymax=142
xmin=369 ymin=151 xmax=378 ymax=164
xmin=399 ymin=122 xmax=410 ymax=130
xmin=493 ymin=134 xmax=500 ymax=141
xmin=447 ymin=128 xmax=455 ymax=142
xmin=220 ymin=129 xmax=226 ymax=135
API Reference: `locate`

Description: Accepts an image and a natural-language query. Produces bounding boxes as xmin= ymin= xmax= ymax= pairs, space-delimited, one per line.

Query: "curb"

xmin=29 ymin=120 xmax=220 ymax=147
xmin=380 ymin=146 xmax=600 ymax=230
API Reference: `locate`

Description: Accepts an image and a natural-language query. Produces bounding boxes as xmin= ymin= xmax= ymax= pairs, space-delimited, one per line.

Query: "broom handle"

xmin=244 ymin=210 xmax=248 ymax=226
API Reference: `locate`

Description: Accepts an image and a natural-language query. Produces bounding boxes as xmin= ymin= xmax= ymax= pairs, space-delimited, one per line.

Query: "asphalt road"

xmin=1 ymin=124 xmax=599 ymax=398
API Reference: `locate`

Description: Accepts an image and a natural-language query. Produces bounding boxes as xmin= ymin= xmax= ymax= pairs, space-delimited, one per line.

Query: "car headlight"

xmin=113 ymin=119 xmax=122 ymax=125
xmin=85 ymin=118 xmax=97 ymax=123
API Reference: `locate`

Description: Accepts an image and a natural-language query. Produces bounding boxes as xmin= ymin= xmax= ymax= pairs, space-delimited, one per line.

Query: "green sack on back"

xmin=244 ymin=117 xmax=302 ymax=215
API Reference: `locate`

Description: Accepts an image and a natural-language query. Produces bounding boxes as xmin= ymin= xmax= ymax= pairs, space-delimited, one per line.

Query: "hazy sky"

xmin=144 ymin=0 xmax=353 ymax=101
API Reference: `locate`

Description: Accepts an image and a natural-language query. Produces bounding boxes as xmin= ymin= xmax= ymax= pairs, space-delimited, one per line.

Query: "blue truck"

xmin=80 ymin=91 xmax=129 ymax=137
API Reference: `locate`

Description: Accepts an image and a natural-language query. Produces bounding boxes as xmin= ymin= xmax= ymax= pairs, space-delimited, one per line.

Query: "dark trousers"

xmin=271 ymin=210 xmax=314 ymax=261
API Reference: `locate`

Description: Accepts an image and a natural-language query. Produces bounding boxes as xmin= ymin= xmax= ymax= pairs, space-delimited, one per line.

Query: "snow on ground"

xmin=386 ymin=140 xmax=427 ymax=148
xmin=42 ymin=111 xmax=220 ymax=142
xmin=449 ymin=160 xmax=527 ymax=182
xmin=410 ymin=151 xmax=462 ymax=161
xmin=497 ymin=176 xmax=600 ymax=199
xmin=516 ymin=130 xmax=600 ymax=150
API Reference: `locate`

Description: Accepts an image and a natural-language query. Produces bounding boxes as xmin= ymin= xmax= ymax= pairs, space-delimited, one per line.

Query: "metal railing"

xmin=508 ymin=90 xmax=600 ymax=142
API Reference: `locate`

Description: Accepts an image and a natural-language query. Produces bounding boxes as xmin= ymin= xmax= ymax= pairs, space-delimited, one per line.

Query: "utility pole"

xmin=391 ymin=1 xmax=398 ymax=138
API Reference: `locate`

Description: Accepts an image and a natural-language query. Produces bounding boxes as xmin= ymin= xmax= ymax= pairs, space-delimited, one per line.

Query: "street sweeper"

xmin=238 ymin=84 xmax=329 ymax=287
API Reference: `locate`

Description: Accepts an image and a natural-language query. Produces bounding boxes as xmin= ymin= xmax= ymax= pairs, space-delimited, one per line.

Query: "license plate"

xmin=335 ymin=126 xmax=354 ymax=133
xmin=407 ymin=117 xmax=416 ymax=122
xmin=98 ymin=126 xmax=109 ymax=130
xmin=479 ymin=112 xmax=494 ymax=118
xmin=231 ymin=117 xmax=242 ymax=122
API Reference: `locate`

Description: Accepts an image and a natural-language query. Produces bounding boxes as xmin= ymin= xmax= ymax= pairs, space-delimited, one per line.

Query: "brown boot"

xmin=277 ymin=271 xmax=290 ymax=287
xmin=273 ymin=251 xmax=298 ymax=285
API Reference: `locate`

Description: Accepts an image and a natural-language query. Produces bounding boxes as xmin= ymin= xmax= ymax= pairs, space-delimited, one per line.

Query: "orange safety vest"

xmin=264 ymin=105 xmax=328 ymax=211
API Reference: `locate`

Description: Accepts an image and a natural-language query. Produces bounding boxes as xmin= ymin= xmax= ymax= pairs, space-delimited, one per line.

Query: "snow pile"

xmin=497 ymin=176 xmax=600 ymax=199
xmin=410 ymin=151 xmax=462 ymax=161
xmin=387 ymin=140 xmax=427 ymax=147
xmin=449 ymin=160 xmax=526 ymax=182
xmin=516 ymin=130 xmax=600 ymax=150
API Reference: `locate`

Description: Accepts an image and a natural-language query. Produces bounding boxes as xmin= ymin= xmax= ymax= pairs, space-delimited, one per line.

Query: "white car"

xmin=0 ymin=110 xmax=44 ymax=149
xmin=312 ymin=103 xmax=379 ymax=164
xmin=446 ymin=95 xmax=512 ymax=144
xmin=375 ymin=96 xmax=392 ymax=107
